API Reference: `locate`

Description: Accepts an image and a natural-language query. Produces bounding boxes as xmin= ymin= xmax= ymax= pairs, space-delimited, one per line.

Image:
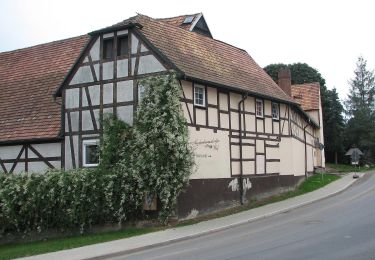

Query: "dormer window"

xmin=103 ymin=39 xmax=113 ymax=59
xmin=183 ymin=16 xmax=194 ymax=24
xmin=194 ymin=84 xmax=205 ymax=107
xmin=117 ymin=35 xmax=129 ymax=56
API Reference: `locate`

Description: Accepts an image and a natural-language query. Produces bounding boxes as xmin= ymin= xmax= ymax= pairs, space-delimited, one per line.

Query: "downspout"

xmin=303 ymin=119 xmax=311 ymax=179
xmin=238 ymin=93 xmax=248 ymax=205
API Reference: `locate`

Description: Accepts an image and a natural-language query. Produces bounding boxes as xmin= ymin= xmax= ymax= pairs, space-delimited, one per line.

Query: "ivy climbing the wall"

xmin=0 ymin=71 xmax=194 ymax=235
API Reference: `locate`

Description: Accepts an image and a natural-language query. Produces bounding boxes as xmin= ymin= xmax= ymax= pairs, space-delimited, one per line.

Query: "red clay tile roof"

xmin=157 ymin=13 xmax=201 ymax=31
xmin=0 ymin=35 xmax=89 ymax=143
xmin=291 ymin=83 xmax=320 ymax=111
xmin=1 ymin=13 xmax=298 ymax=143
xmin=133 ymin=15 xmax=295 ymax=103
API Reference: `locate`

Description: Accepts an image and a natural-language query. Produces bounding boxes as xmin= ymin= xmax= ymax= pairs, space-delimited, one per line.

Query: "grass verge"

xmin=326 ymin=163 xmax=375 ymax=173
xmin=0 ymin=173 xmax=340 ymax=260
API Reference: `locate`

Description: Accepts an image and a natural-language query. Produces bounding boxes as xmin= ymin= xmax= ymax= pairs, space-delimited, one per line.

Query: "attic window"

xmin=117 ymin=35 xmax=129 ymax=56
xmin=103 ymin=39 xmax=114 ymax=59
xmin=183 ymin=16 xmax=194 ymax=24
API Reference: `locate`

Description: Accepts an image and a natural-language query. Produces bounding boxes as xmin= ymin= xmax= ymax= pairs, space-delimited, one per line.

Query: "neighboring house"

xmin=0 ymin=13 xmax=325 ymax=218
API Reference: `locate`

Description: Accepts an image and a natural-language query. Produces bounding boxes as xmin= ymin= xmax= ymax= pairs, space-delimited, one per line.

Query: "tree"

xmin=344 ymin=56 xmax=375 ymax=116
xmin=133 ymin=72 xmax=194 ymax=222
xmin=264 ymin=62 xmax=345 ymax=163
xmin=344 ymin=56 xmax=375 ymax=164
xmin=264 ymin=63 xmax=326 ymax=89
xmin=324 ymin=88 xmax=345 ymax=164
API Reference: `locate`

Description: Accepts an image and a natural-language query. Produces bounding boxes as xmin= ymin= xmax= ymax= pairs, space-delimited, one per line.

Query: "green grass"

xmin=0 ymin=173 xmax=340 ymax=260
xmin=326 ymin=163 xmax=375 ymax=173
xmin=0 ymin=227 xmax=161 ymax=260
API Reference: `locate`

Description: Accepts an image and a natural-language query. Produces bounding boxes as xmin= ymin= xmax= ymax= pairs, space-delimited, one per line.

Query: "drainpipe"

xmin=238 ymin=93 xmax=248 ymax=205
xmin=303 ymin=119 xmax=311 ymax=180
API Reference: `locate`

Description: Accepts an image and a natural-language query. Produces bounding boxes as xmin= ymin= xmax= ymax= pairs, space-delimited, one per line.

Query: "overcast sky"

xmin=1 ymin=0 xmax=374 ymax=100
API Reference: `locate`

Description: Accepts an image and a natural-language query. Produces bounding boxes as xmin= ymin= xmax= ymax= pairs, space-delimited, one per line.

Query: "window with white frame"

xmin=83 ymin=139 xmax=99 ymax=167
xmin=256 ymin=99 xmax=263 ymax=117
xmin=194 ymin=84 xmax=205 ymax=107
xmin=272 ymin=103 xmax=279 ymax=120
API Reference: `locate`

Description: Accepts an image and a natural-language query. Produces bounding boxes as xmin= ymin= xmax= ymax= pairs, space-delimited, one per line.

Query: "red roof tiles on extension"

xmin=0 ymin=35 xmax=89 ymax=143
xmin=291 ymin=83 xmax=321 ymax=111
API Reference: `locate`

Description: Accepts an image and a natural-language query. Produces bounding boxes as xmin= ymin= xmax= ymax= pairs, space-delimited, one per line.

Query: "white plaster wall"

xmin=117 ymin=80 xmax=133 ymax=102
xmin=189 ymin=127 xmax=231 ymax=179
xmin=70 ymin=66 xmax=93 ymax=85
xmin=208 ymin=107 xmax=218 ymax=127
xmin=103 ymin=83 xmax=113 ymax=104
xmin=230 ymin=93 xmax=242 ymax=109
xmin=244 ymin=97 xmax=255 ymax=112
xmin=219 ymin=93 xmax=228 ymax=110
xmin=102 ymin=62 xmax=114 ymax=80
xmin=138 ymin=55 xmax=165 ymax=74
xmin=90 ymin=38 xmax=100 ymax=61
xmin=267 ymin=162 xmax=280 ymax=174
xmin=117 ymin=105 xmax=133 ymax=125
xmin=65 ymin=88 xmax=79 ymax=109
xmin=117 ymin=59 xmax=129 ymax=78
xmin=195 ymin=109 xmax=206 ymax=125
xmin=30 ymin=143 xmax=60 ymax=158
xmin=207 ymin=87 xmax=217 ymax=105
xmin=0 ymin=145 xmax=24 ymax=159
xmin=181 ymin=80 xmax=193 ymax=99
xmin=256 ymin=155 xmax=265 ymax=174
xmin=279 ymin=137 xmax=293 ymax=175
xmin=265 ymin=118 xmax=272 ymax=134
xmin=87 ymin=85 xmax=100 ymax=106
xmin=264 ymin=100 xmax=272 ymax=116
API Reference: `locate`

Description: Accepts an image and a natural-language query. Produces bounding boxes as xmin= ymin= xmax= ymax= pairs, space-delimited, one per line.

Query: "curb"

xmin=90 ymin=174 xmax=362 ymax=260
xmin=20 ymin=173 xmax=366 ymax=259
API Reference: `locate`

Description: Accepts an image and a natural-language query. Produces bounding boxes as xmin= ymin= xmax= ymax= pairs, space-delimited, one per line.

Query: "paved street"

xmin=111 ymin=173 xmax=375 ymax=260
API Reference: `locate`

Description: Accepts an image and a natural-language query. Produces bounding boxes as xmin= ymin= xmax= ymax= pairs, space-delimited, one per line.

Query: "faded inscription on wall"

xmin=190 ymin=138 xmax=219 ymax=159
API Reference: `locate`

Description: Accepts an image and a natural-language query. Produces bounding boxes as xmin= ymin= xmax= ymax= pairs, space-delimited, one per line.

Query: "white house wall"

xmin=63 ymin=29 xmax=166 ymax=169
xmin=0 ymin=143 xmax=61 ymax=174
xmin=180 ymin=80 xmax=318 ymax=179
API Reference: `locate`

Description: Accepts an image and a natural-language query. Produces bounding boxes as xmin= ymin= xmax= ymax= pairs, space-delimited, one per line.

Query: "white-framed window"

xmin=138 ymin=84 xmax=146 ymax=102
xmin=83 ymin=139 xmax=100 ymax=167
xmin=194 ymin=84 xmax=205 ymax=107
xmin=256 ymin=99 xmax=263 ymax=118
xmin=272 ymin=102 xmax=279 ymax=120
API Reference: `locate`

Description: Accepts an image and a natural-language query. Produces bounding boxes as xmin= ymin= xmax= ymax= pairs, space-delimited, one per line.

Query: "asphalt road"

xmin=112 ymin=173 xmax=375 ymax=260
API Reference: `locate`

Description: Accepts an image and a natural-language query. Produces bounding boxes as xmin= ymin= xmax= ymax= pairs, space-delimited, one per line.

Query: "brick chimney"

xmin=278 ymin=68 xmax=292 ymax=96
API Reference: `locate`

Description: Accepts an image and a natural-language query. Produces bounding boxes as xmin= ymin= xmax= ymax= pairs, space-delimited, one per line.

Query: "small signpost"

xmin=345 ymin=148 xmax=363 ymax=178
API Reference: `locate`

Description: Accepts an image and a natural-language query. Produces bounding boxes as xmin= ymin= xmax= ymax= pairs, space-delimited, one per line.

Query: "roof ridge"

xmin=155 ymin=13 xmax=201 ymax=20
xmin=141 ymin=14 xmax=248 ymax=54
xmin=0 ymin=35 xmax=88 ymax=54
xmin=292 ymin=82 xmax=320 ymax=87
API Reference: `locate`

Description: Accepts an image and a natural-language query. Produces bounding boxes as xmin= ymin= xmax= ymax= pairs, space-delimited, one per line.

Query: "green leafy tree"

xmin=133 ymin=72 xmax=194 ymax=222
xmin=264 ymin=63 xmax=326 ymax=89
xmin=344 ymin=56 xmax=375 ymax=164
xmin=264 ymin=62 xmax=345 ymax=163
xmin=324 ymin=88 xmax=345 ymax=163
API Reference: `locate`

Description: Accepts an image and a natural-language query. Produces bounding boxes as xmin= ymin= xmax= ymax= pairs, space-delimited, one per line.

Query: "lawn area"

xmin=0 ymin=173 xmax=340 ymax=260
xmin=326 ymin=163 xmax=375 ymax=173
xmin=0 ymin=227 xmax=161 ymax=260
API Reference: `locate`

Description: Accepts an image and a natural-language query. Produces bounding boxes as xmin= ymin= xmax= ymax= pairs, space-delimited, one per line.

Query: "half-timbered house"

xmin=0 ymin=13 xmax=325 ymax=218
